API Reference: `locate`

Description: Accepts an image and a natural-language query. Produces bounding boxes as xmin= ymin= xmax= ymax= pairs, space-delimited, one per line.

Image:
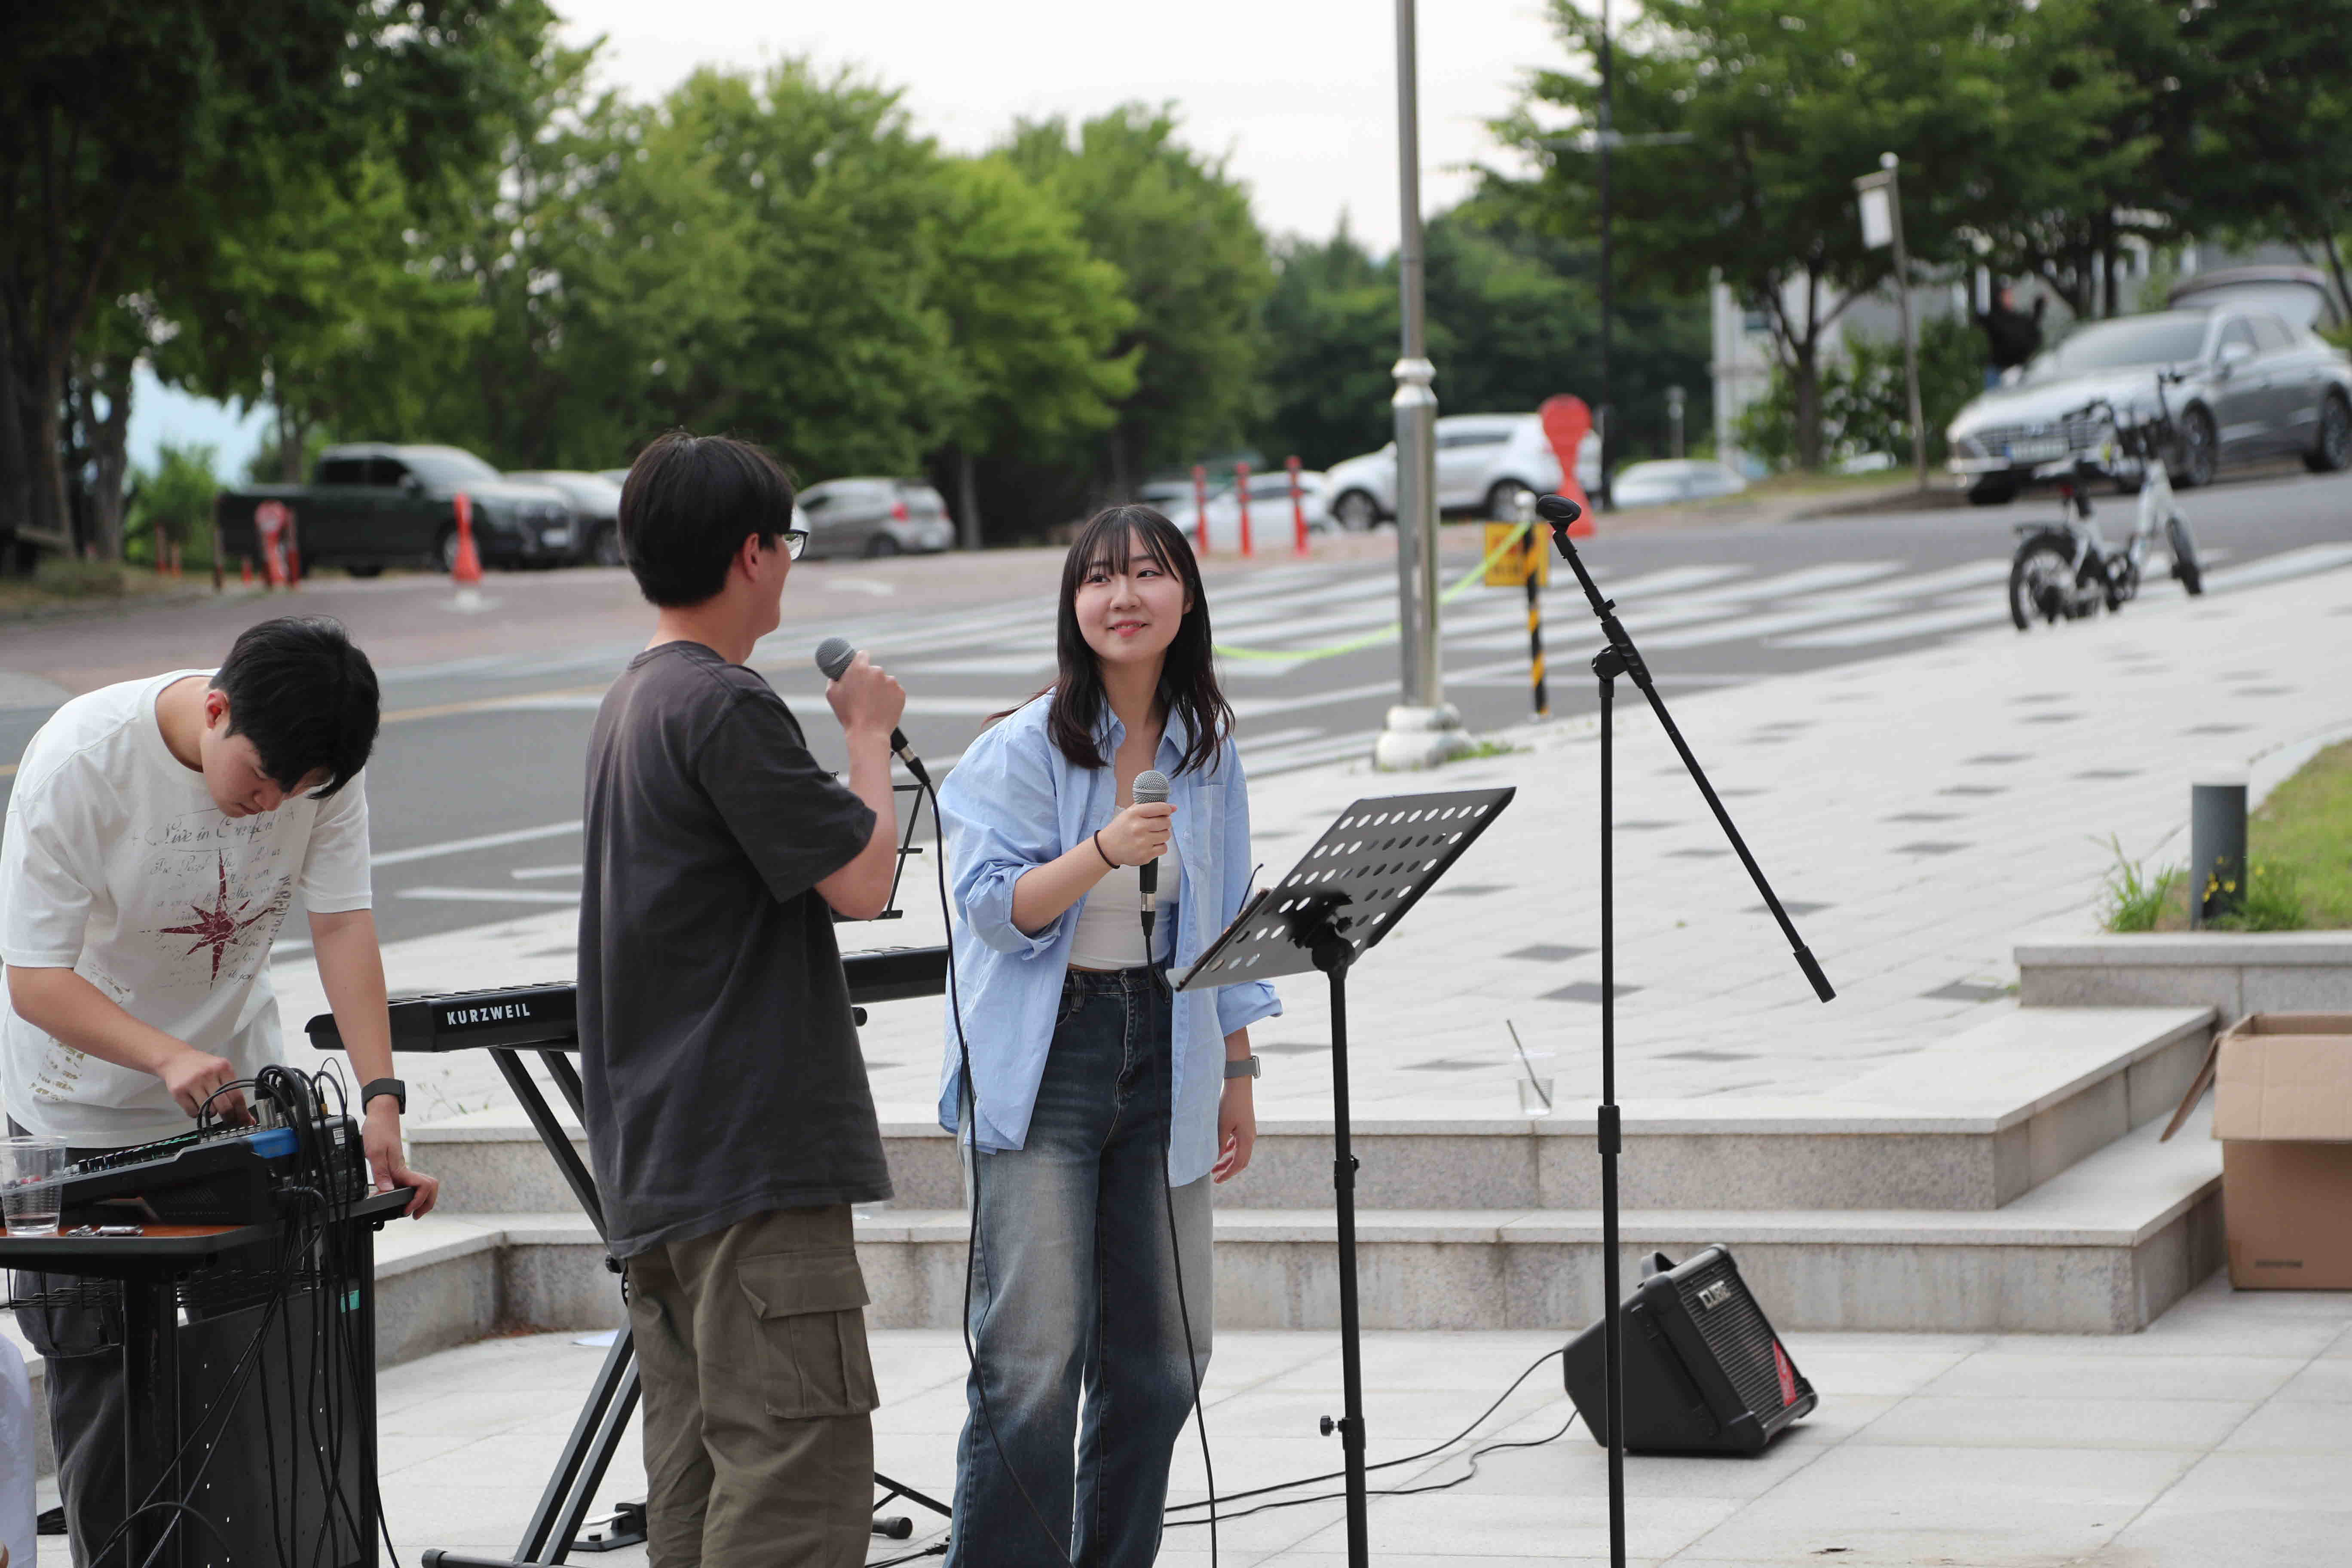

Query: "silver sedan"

xmin=1945 ymin=307 xmax=2352 ymax=504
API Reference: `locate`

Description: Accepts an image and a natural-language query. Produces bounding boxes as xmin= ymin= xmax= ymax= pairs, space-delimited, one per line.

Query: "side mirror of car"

xmin=401 ymin=473 xmax=424 ymax=494
xmin=2217 ymin=340 xmax=2255 ymax=372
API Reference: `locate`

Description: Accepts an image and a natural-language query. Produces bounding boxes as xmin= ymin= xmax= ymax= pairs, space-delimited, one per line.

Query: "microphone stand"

xmin=1534 ymin=497 xmax=1834 ymax=1568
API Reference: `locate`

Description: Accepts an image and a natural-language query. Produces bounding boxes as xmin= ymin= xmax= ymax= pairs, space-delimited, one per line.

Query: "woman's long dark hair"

xmin=1032 ymin=504 xmax=1234 ymax=778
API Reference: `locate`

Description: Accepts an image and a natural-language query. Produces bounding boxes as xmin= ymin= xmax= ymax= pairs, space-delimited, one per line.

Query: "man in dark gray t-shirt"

xmin=579 ymin=431 xmax=907 ymax=1568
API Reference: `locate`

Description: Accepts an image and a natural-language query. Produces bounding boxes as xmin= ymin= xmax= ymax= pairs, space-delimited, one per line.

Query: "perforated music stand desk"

xmin=1173 ymin=785 xmax=1513 ymax=1568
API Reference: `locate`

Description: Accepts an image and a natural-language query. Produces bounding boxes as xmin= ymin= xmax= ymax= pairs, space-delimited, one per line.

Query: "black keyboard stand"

xmin=419 ymin=1042 xmax=950 ymax=1566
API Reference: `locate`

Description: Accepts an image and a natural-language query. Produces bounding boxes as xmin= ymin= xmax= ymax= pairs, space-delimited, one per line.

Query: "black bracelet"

xmin=1093 ymin=830 xmax=1118 ymax=870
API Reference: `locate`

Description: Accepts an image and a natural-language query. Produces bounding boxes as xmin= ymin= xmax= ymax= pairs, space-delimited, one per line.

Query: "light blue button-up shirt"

xmin=935 ymin=693 xmax=1283 ymax=1185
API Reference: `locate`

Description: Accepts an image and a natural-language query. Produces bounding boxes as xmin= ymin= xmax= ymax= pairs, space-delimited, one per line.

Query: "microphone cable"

xmin=1135 ymin=832 xmax=1220 ymax=1567
xmin=1161 ymin=1345 xmax=1573 ymax=1528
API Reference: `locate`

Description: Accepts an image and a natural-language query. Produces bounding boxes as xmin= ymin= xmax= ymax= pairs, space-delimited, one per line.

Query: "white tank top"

xmin=1067 ymin=830 xmax=1183 ymax=970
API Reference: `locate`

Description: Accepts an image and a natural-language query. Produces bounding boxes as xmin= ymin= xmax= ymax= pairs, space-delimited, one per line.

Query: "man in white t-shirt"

xmin=0 ymin=615 xmax=439 ymax=1561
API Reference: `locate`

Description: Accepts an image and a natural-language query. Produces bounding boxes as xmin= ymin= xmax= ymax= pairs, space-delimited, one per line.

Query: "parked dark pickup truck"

xmin=217 ymin=444 xmax=579 ymax=577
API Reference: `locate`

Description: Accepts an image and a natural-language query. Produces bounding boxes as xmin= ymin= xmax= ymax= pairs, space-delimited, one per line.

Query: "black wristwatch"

xmin=360 ymin=1077 xmax=407 ymax=1114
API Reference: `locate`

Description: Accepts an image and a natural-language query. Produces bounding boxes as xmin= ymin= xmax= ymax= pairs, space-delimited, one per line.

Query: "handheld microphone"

xmin=1130 ymin=769 xmax=1170 ymax=913
xmin=813 ymin=636 xmax=928 ymax=785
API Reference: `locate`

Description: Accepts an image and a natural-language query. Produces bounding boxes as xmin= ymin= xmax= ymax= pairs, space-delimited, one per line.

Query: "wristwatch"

xmin=361 ymin=1077 xmax=407 ymax=1114
xmin=1223 ymin=1055 xmax=1261 ymax=1081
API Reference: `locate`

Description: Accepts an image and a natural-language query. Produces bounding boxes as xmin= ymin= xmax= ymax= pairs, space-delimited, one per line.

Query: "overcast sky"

xmin=554 ymin=0 xmax=1573 ymax=252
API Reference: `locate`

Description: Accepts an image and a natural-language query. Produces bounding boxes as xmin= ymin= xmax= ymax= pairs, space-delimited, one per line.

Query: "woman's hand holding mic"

xmin=1096 ymin=800 xmax=1173 ymax=868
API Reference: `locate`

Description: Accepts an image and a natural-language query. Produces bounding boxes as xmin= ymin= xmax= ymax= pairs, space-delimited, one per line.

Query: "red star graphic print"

xmin=159 ymin=852 xmax=273 ymax=981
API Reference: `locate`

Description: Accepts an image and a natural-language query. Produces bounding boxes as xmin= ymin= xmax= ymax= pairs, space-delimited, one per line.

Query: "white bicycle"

xmin=2008 ymin=370 xmax=2205 ymax=630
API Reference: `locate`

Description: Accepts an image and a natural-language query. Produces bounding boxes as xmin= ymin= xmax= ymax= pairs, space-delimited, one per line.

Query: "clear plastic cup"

xmin=1516 ymin=1077 xmax=1556 ymax=1117
xmin=2 ymin=1135 xmax=67 ymax=1236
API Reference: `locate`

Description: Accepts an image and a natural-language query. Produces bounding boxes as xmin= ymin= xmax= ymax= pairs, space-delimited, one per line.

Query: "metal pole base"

xmin=1373 ymin=702 xmax=1474 ymax=771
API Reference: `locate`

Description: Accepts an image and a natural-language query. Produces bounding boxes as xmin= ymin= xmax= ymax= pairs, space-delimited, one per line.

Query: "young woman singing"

xmin=935 ymin=504 xmax=1281 ymax=1566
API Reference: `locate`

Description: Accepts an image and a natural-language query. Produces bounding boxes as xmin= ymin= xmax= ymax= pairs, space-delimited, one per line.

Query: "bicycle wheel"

xmin=2168 ymin=516 xmax=2203 ymax=596
xmin=2009 ymin=536 xmax=2076 ymax=630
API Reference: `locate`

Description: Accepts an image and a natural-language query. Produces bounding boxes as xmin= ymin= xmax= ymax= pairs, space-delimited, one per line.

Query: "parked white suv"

xmin=1322 ymin=413 xmax=1602 ymax=530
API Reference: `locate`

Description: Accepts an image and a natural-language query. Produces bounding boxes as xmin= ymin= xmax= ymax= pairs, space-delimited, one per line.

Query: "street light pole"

xmin=1375 ymin=0 xmax=1469 ymax=771
xmin=1597 ymin=0 xmax=1614 ymax=511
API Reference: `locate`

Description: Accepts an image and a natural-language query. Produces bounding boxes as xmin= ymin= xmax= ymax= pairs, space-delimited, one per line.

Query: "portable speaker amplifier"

xmin=1562 ymin=1244 xmax=1816 ymax=1454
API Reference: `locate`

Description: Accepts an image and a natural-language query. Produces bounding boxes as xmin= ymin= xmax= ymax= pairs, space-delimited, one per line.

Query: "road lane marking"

xmin=395 ymin=886 xmax=582 ymax=905
xmin=372 ymin=821 xmax=583 ymax=867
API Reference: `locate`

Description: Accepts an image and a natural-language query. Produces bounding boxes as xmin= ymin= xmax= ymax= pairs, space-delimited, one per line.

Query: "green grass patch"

xmin=2097 ymin=739 xmax=2352 ymax=932
xmin=2246 ymin=739 xmax=2352 ymax=927
xmin=2099 ymin=836 xmax=2181 ymax=932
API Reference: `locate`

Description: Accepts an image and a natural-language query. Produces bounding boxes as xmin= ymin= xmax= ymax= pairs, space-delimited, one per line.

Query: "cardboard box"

xmin=2164 ymin=1012 xmax=2352 ymax=1290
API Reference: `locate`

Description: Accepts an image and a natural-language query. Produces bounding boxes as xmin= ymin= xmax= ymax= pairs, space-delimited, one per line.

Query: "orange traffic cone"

xmin=451 ymin=492 xmax=485 ymax=610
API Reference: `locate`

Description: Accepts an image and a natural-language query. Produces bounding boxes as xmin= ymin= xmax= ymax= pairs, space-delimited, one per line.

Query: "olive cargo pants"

xmin=623 ymin=1204 xmax=879 ymax=1567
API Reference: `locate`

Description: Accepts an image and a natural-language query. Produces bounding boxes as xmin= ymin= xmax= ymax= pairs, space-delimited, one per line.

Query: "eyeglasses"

xmin=780 ymin=529 xmax=808 ymax=560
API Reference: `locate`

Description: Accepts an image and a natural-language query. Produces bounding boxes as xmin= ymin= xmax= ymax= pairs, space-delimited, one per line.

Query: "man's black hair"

xmin=618 ymin=431 xmax=796 ymax=607
xmin=208 ymin=617 xmax=380 ymax=799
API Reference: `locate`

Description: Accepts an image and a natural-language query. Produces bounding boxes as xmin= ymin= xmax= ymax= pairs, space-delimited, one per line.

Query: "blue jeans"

xmin=948 ymin=965 xmax=1214 ymax=1568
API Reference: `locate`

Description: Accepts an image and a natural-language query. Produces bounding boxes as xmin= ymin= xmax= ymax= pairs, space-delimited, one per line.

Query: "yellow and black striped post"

xmin=1524 ymin=524 xmax=1549 ymax=718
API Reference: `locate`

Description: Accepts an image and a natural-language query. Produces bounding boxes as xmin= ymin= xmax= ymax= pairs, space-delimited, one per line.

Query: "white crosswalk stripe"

xmin=730 ymin=536 xmax=2352 ymax=785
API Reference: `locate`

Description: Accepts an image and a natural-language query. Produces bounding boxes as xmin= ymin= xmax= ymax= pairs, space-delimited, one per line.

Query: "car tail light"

xmin=891 ymin=499 xmax=910 ymax=523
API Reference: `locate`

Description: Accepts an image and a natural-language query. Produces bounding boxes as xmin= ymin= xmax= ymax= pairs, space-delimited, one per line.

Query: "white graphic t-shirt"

xmin=0 ymin=670 xmax=371 ymax=1146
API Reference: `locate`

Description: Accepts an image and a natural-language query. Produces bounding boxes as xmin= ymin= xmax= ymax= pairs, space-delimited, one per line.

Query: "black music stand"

xmin=1531 ymin=493 xmax=1834 ymax=1568
xmin=1173 ymin=785 xmax=1513 ymax=1568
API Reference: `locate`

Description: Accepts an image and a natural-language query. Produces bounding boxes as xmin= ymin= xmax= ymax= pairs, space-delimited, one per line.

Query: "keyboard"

xmin=306 ymin=944 xmax=950 ymax=1054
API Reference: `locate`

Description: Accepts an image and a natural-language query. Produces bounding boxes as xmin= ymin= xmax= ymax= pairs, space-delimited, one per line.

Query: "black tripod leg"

xmin=1596 ymin=660 xmax=1626 ymax=1568
xmin=494 ymin=1049 xmax=606 ymax=1236
xmin=510 ymin=1326 xmax=639 ymax=1561
xmin=1323 ymin=956 xmax=1371 ymax=1568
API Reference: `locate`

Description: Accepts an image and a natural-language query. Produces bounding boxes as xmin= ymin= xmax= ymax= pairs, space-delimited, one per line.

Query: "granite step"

xmin=413 ymin=1004 xmax=2214 ymax=1214
xmin=13 ymin=1103 xmax=2227 ymax=1477
xmin=378 ymin=1102 xmax=2224 ymax=1342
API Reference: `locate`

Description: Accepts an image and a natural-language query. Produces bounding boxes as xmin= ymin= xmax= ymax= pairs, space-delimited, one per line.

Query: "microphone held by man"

xmin=816 ymin=634 xmax=930 ymax=786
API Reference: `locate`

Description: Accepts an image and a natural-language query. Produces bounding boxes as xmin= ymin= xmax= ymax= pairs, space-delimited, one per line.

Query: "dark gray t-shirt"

xmin=579 ymin=640 xmax=888 ymax=1257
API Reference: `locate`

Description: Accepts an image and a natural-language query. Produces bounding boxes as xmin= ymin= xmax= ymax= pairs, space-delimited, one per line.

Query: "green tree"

xmin=124 ymin=440 xmax=221 ymax=569
xmin=927 ymin=155 xmax=1138 ymax=545
xmin=1259 ymin=221 xmax=1395 ymax=468
xmin=1 ymin=0 xmax=545 ymax=561
xmin=1497 ymin=0 xmax=2132 ymax=468
xmin=1007 ymin=106 xmax=1274 ymax=499
xmin=1259 ymin=203 xmax=1712 ymax=475
xmin=1735 ymin=313 xmax=1983 ymax=469
xmin=2173 ymin=0 xmax=2352 ymax=318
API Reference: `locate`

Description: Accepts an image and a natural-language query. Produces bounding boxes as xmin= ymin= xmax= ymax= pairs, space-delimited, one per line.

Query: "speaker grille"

xmin=1675 ymin=1252 xmax=1789 ymax=1420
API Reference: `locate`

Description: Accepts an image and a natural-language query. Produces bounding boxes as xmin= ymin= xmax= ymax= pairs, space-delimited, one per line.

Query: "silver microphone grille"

xmin=1131 ymin=769 xmax=1171 ymax=806
xmin=813 ymin=637 xmax=857 ymax=681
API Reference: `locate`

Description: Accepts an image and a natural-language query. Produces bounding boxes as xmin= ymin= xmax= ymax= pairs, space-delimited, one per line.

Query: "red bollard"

xmin=1236 ymin=460 xmax=1253 ymax=558
xmin=254 ymin=500 xmax=291 ymax=587
xmin=1191 ymin=464 xmax=1209 ymax=555
xmin=451 ymin=492 xmax=485 ymax=588
xmin=1287 ymin=455 xmax=1309 ymax=556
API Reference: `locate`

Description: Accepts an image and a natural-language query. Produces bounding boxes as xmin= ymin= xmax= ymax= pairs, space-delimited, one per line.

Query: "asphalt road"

xmin=4 ymin=465 xmax=2349 ymax=952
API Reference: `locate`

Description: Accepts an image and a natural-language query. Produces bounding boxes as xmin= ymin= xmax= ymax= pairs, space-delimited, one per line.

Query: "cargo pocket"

xmin=735 ymin=1247 xmax=879 ymax=1420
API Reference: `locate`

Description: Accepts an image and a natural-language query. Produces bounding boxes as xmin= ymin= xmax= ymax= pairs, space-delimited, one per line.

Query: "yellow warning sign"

xmin=1482 ymin=522 xmax=1550 ymax=588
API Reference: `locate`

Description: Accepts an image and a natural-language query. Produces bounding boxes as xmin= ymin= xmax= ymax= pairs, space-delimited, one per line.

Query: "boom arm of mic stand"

xmin=1541 ymin=519 xmax=1836 ymax=1004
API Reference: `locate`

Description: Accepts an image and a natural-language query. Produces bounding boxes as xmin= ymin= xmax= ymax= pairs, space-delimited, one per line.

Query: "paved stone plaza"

xmin=276 ymin=549 xmax=2352 ymax=1126
xmin=352 ymin=1272 xmax=2350 ymax=1565
xmin=21 ymin=551 xmax=2352 ymax=1559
